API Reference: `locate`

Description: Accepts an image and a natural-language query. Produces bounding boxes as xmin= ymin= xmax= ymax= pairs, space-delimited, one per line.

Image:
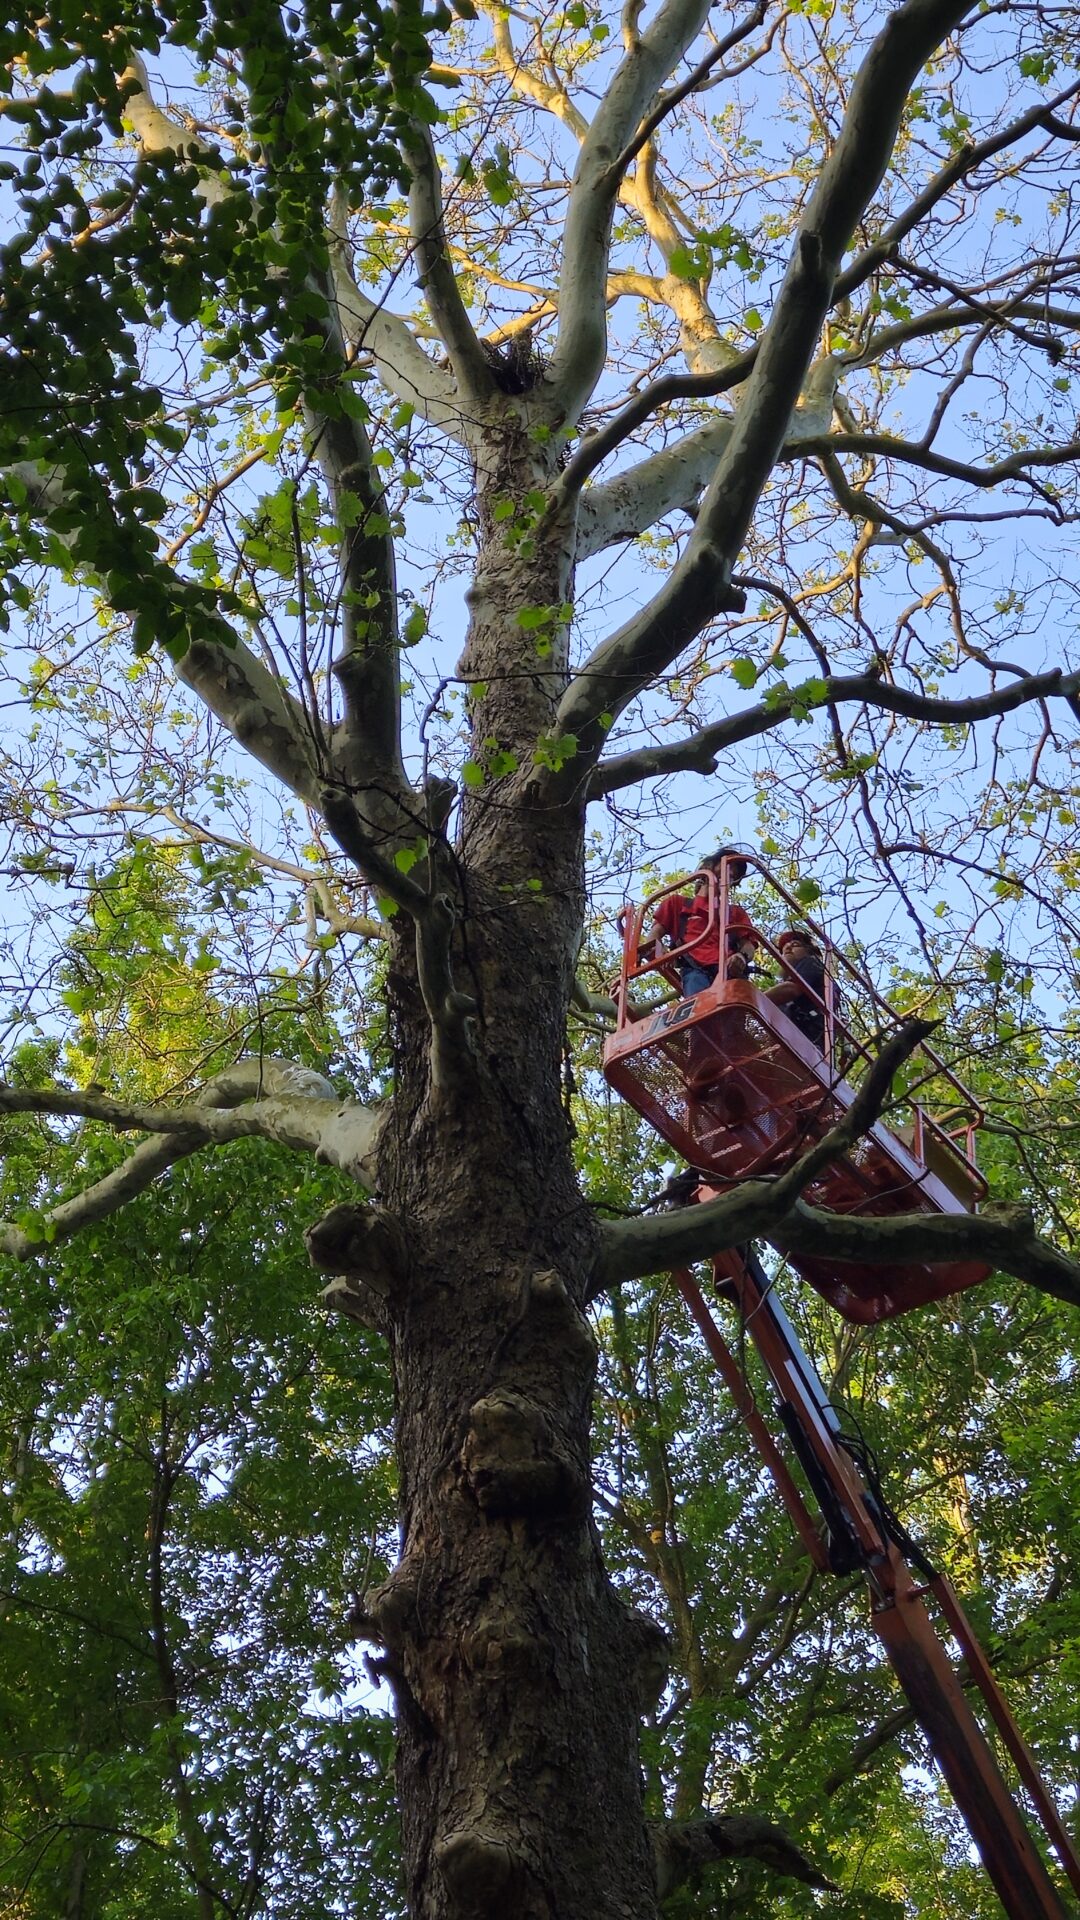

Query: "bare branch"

xmin=588 ymin=665 xmax=1080 ymax=798
xmin=479 ymin=3 xmax=591 ymax=140
xmin=554 ymin=0 xmax=973 ymax=756
xmin=556 ymin=79 xmax=1080 ymax=504
xmin=772 ymin=1200 xmax=1080 ymax=1312
xmin=795 ymin=430 xmax=1080 ymax=493
xmin=610 ymin=0 xmax=770 ymax=180
xmin=593 ymin=1166 xmax=1080 ymax=1310
xmin=836 ymin=78 xmax=1080 ymax=302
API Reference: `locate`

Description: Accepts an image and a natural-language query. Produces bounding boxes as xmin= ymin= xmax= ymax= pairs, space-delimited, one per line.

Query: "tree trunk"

xmin=360 ymin=497 xmax=669 ymax=1918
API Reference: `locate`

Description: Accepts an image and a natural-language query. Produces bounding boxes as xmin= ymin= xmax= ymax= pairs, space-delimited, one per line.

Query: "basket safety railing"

xmin=612 ymin=855 xmax=986 ymax=1190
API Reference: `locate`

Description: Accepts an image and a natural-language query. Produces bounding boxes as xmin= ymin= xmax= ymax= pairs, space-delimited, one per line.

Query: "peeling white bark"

xmin=573 ymin=356 xmax=845 ymax=557
xmin=176 ymin=636 xmax=323 ymax=808
xmin=119 ymin=56 xmax=230 ymax=205
xmin=0 ymin=1059 xmax=385 ymax=1261
xmin=544 ymin=0 xmax=715 ymax=425
xmin=330 ymin=252 xmax=475 ymax=442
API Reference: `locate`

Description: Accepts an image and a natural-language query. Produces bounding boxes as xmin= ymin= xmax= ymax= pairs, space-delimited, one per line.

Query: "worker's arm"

xmin=766 ymin=976 xmax=801 ymax=1003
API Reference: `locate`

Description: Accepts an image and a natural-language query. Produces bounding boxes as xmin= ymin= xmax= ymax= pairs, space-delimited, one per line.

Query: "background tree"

xmin=3 ymin=0 xmax=1080 ymax=1913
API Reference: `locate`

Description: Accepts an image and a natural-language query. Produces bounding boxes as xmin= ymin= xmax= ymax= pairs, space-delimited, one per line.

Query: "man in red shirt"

xmin=650 ymin=848 xmax=757 ymax=996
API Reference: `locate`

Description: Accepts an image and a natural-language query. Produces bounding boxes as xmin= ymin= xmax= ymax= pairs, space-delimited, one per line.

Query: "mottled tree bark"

xmin=350 ymin=460 xmax=667 ymax=1912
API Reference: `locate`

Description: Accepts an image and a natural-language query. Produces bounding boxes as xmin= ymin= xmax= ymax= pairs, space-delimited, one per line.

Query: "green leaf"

xmin=533 ymin=730 xmax=579 ymax=772
xmin=731 ymin=657 xmax=758 ymax=690
xmin=394 ymin=838 xmax=427 ymax=873
xmin=462 ymin=759 xmax=486 ymax=788
xmin=402 ymin=604 xmax=428 ymax=646
xmin=669 ymin=243 xmax=709 ymax=281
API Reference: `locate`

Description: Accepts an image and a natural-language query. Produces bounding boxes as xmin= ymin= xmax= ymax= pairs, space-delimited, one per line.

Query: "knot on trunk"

xmin=306 ymin=1202 xmax=408 ymax=1299
xmin=619 ymin=1603 xmax=671 ymax=1714
xmin=529 ymin=1267 xmax=598 ymax=1359
xmin=437 ymin=1827 xmax=530 ymax=1911
xmin=350 ymin=1556 xmax=423 ymax=1651
xmin=319 ymin=1276 xmax=382 ymax=1329
xmin=461 ymin=1605 xmax=542 ymax=1676
xmin=461 ymin=1389 xmax=588 ymax=1522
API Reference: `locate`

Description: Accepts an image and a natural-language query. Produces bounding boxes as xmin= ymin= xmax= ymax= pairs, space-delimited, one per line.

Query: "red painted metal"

xmin=603 ymin=859 xmax=991 ymax=1321
xmin=604 ymin=860 xmax=1079 ymax=1910
xmin=930 ymin=1574 xmax=1080 ymax=1904
xmin=671 ymin=1267 xmax=830 ymax=1572
xmin=671 ymin=1254 xmax=1080 ymax=1919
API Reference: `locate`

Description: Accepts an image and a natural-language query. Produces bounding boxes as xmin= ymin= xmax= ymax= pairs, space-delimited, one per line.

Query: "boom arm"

xmin=673 ymin=1247 xmax=1080 ymax=1920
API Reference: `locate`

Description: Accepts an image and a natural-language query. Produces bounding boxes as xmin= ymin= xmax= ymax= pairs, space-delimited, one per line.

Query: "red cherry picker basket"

xmin=601 ymin=855 xmax=1080 ymax=1919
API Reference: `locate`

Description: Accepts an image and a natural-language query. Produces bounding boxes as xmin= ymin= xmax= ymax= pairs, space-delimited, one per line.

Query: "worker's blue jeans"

xmin=680 ymin=960 xmax=718 ymax=997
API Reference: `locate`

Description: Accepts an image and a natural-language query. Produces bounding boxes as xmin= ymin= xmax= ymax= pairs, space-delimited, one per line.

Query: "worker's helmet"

xmin=777 ymin=926 xmax=818 ymax=953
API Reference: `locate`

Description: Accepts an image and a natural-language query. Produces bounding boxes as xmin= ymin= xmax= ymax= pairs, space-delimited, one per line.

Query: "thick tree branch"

xmin=593 ymin=1021 xmax=931 ymax=1292
xmin=772 ymin=1200 xmax=1080 ymax=1310
xmin=118 ymin=56 xmax=229 ymax=205
xmin=588 ymin=665 xmax=1080 ymax=797
xmin=304 ymin=276 xmax=414 ymax=816
xmin=0 ymin=1067 xmax=383 ymax=1240
xmin=176 ymin=634 xmax=324 ymax=807
xmin=402 ymin=119 xmax=496 ymax=417
xmin=555 ymin=80 xmax=1080 ymax=506
xmin=544 ymin=0 xmax=715 ymax=424
xmin=1 ymin=1131 xmax=201 ymax=1261
xmin=795 ymin=430 xmax=1080 ymax=494
xmin=576 ymin=358 xmax=842 ymax=556
xmin=329 ymin=240 xmax=467 ymax=437
xmin=591 ymin=1006 xmax=1080 ymax=1311
xmin=555 ymin=0 xmax=973 ymax=757
xmin=848 ymin=292 xmax=1080 ymax=374
xmin=652 ymin=1811 xmax=837 ymax=1898
xmin=594 ymin=1176 xmax=1080 ymax=1311
xmin=619 ymin=145 xmax=735 ymax=376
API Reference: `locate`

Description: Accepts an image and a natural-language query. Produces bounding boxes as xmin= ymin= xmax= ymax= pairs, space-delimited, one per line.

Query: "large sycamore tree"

xmin=4 ymin=0 xmax=1080 ymax=1912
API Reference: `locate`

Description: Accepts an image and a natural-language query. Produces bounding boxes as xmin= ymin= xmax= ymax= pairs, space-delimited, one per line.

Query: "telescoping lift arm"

xmin=674 ymin=1247 xmax=1080 ymax=1920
